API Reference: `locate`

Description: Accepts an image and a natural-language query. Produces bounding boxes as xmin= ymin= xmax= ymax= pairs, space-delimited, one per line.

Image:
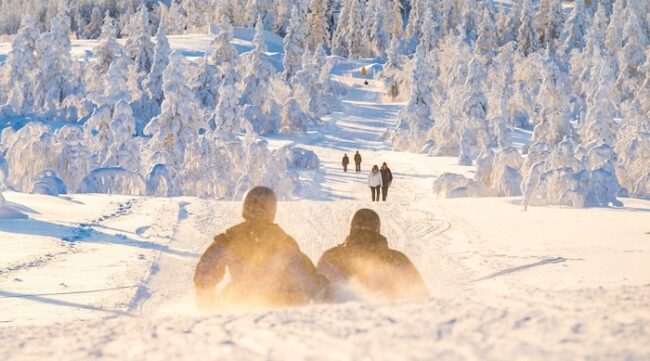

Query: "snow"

xmin=0 ymin=71 xmax=649 ymax=360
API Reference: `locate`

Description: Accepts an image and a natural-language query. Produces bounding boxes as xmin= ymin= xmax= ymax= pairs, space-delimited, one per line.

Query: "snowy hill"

xmin=1 ymin=75 xmax=649 ymax=360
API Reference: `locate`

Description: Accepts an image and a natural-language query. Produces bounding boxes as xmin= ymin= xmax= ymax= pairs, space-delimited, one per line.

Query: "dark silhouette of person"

xmin=317 ymin=209 xmax=429 ymax=302
xmin=342 ymin=154 xmax=350 ymax=172
xmin=380 ymin=162 xmax=393 ymax=201
xmin=354 ymin=151 xmax=362 ymax=173
xmin=194 ymin=186 xmax=328 ymax=310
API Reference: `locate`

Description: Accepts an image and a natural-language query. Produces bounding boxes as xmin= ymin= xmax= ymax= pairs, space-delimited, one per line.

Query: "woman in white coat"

xmin=368 ymin=165 xmax=383 ymax=202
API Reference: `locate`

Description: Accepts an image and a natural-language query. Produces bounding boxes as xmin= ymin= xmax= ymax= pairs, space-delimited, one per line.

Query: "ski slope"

xmin=1 ymin=73 xmax=650 ymax=360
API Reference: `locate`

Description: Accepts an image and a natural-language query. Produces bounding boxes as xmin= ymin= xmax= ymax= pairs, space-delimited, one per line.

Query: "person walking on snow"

xmin=316 ymin=209 xmax=429 ymax=302
xmin=194 ymin=186 xmax=329 ymax=310
xmin=354 ymin=151 xmax=362 ymax=173
xmin=368 ymin=165 xmax=383 ymax=202
xmin=380 ymin=162 xmax=393 ymax=201
xmin=342 ymin=153 xmax=350 ymax=173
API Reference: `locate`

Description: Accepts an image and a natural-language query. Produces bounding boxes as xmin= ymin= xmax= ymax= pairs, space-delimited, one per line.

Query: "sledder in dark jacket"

xmin=316 ymin=209 xmax=429 ymax=302
xmin=194 ymin=186 xmax=328 ymax=310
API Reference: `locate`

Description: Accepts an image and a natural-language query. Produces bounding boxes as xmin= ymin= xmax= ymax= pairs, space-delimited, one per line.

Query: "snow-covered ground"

xmin=1 ymin=74 xmax=649 ymax=360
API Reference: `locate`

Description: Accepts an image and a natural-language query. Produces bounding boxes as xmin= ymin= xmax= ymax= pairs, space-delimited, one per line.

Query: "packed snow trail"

xmin=1 ymin=74 xmax=650 ymax=360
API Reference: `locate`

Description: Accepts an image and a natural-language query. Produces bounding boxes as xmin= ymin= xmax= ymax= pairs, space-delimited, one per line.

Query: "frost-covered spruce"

xmin=305 ymin=0 xmax=330 ymax=51
xmin=458 ymin=59 xmax=490 ymax=166
xmin=283 ymin=8 xmax=308 ymax=80
xmin=144 ymin=51 xmax=206 ymax=166
xmin=369 ymin=0 xmax=390 ymax=59
xmin=517 ymin=0 xmax=538 ymax=56
xmin=476 ymin=8 xmax=498 ymax=57
xmin=332 ymin=0 xmax=353 ymax=57
xmin=160 ymin=1 xmax=187 ymax=35
xmin=144 ymin=26 xmax=171 ymax=107
xmin=89 ymin=14 xmax=123 ymax=92
xmin=582 ymin=48 xmax=618 ymax=148
xmin=33 ymin=12 xmax=73 ymax=116
xmin=124 ymin=5 xmax=155 ymax=74
xmin=210 ymin=21 xmax=238 ymax=66
xmin=561 ymin=0 xmax=587 ymax=57
xmin=535 ymin=0 xmax=564 ymax=49
xmin=213 ymin=62 xmax=241 ymax=132
xmin=393 ymin=43 xmax=434 ymax=151
xmin=192 ymin=56 xmax=219 ymax=110
xmin=103 ymin=100 xmax=140 ymax=173
xmin=616 ymin=11 xmax=647 ymax=102
xmin=1 ymin=16 xmax=39 ymax=116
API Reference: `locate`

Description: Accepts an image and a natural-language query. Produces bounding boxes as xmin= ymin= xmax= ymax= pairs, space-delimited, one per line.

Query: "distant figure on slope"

xmin=361 ymin=66 xmax=368 ymax=85
xmin=368 ymin=165 xmax=383 ymax=202
xmin=342 ymin=153 xmax=350 ymax=173
xmin=354 ymin=151 xmax=362 ymax=173
xmin=194 ymin=186 xmax=329 ymax=310
xmin=317 ymin=209 xmax=429 ymax=302
xmin=380 ymin=162 xmax=393 ymax=201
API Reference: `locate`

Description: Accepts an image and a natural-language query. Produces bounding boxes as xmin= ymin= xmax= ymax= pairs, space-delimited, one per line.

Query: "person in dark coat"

xmin=354 ymin=151 xmax=362 ymax=173
xmin=194 ymin=186 xmax=329 ymax=310
xmin=316 ymin=209 xmax=429 ymax=302
xmin=380 ymin=162 xmax=393 ymax=201
xmin=342 ymin=154 xmax=350 ymax=172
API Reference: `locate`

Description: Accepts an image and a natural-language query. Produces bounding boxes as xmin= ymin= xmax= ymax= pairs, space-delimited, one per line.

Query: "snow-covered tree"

xmin=283 ymin=8 xmax=307 ymax=80
xmin=84 ymin=8 xmax=104 ymax=39
xmin=144 ymin=51 xmax=206 ymax=166
xmin=124 ymin=5 xmax=155 ymax=74
xmin=193 ymin=56 xmax=219 ymax=109
xmin=144 ymin=26 xmax=171 ymax=106
xmin=458 ymin=59 xmax=490 ymax=165
xmin=517 ymin=0 xmax=538 ymax=56
xmin=103 ymin=100 xmax=140 ymax=172
xmin=561 ymin=0 xmax=587 ymax=56
xmin=616 ymin=11 xmax=647 ymax=102
xmin=332 ymin=0 xmax=353 ymax=57
xmin=369 ymin=0 xmax=390 ymax=59
xmin=305 ymin=0 xmax=330 ymax=51
xmin=536 ymin=0 xmax=564 ymax=49
xmin=33 ymin=12 xmax=73 ymax=116
xmin=476 ymin=8 xmax=498 ymax=56
xmin=1 ymin=16 xmax=39 ymax=116
xmin=210 ymin=21 xmax=239 ymax=65
xmin=160 ymin=1 xmax=187 ymax=34
xmin=90 ymin=14 xmax=123 ymax=82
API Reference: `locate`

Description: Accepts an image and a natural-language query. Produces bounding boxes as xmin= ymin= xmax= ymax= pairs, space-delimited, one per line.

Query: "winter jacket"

xmin=194 ymin=221 xmax=329 ymax=309
xmin=342 ymin=156 xmax=350 ymax=165
xmin=354 ymin=153 xmax=362 ymax=164
xmin=380 ymin=168 xmax=393 ymax=187
xmin=317 ymin=230 xmax=429 ymax=302
xmin=368 ymin=171 xmax=383 ymax=187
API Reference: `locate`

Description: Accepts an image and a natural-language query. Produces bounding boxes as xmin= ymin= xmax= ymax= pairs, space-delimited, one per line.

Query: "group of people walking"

xmin=342 ymin=151 xmax=394 ymax=202
xmin=194 ymin=186 xmax=428 ymax=310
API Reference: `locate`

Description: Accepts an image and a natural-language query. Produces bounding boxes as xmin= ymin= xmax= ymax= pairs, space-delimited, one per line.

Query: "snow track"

xmin=1 ymin=75 xmax=649 ymax=360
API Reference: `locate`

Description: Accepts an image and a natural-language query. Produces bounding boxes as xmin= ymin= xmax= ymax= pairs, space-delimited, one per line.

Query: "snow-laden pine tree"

xmin=124 ymin=5 xmax=155 ymax=74
xmin=332 ymin=0 xmax=353 ymax=57
xmin=103 ymin=100 xmax=140 ymax=172
xmin=144 ymin=51 xmax=206 ymax=167
xmin=369 ymin=0 xmax=390 ymax=59
xmin=393 ymin=43 xmax=434 ymax=151
xmin=90 ymin=14 xmax=123 ymax=85
xmin=583 ymin=46 xmax=619 ymax=148
xmin=193 ymin=55 xmax=219 ymax=109
xmin=210 ymin=20 xmax=239 ymax=65
xmin=34 ymin=12 xmax=73 ymax=116
xmin=532 ymin=56 xmax=575 ymax=147
xmin=84 ymin=8 xmax=104 ymax=39
xmin=306 ymin=0 xmax=330 ymax=51
xmin=536 ymin=0 xmax=564 ymax=49
xmin=405 ymin=0 xmax=426 ymax=43
xmin=616 ymin=11 xmax=647 ymax=102
xmin=561 ymin=0 xmax=587 ymax=57
xmin=247 ymin=0 xmax=274 ymax=30
xmin=503 ymin=0 xmax=521 ymax=44
xmin=183 ymin=0 xmax=210 ymax=30
xmin=419 ymin=6 xmax=438 ymax=53
xmin=160 ymin=1 xmax=187 ymax=35
xmin=144 ymin=26 xmax=171 ymax=107
xmin=283 ymin=8 xmax=307 ymax=80
xmin=517 ymin=0 xmax=538 ymax=56
xmin=458 ymin=59 xmax=490 ymax=165
xmin=605 ymin=0 xmax=625 ymax=56
xmin=1 ymin=16 xmax=39 ymax=116
xmin=347 ymin=0 xmax=368 ymax=58
xmin=213 ymin=62 xmax=241 ymax=132
xmin=476 ymin=8 xmax=498 ymax=57
xmin=387 ymin=0 xmax=404 ymax=40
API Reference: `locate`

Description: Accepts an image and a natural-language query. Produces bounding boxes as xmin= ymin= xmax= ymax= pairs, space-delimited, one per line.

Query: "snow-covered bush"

xmin=77 ymin=167 xmax=146 ymax=196
xmin=31 ymin=170 xmax=67 ymax=196
xmin=287 ymin=148 xmax=320 ymax=170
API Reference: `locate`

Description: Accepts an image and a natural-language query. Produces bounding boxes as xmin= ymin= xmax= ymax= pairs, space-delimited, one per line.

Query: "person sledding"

xmin=316 ymin=209 xmax=429 ymax=302
xmin=194 ymin=186 xmax=329 ymax=310
xmin=361 ymin=66 xmax=368 ymax=85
